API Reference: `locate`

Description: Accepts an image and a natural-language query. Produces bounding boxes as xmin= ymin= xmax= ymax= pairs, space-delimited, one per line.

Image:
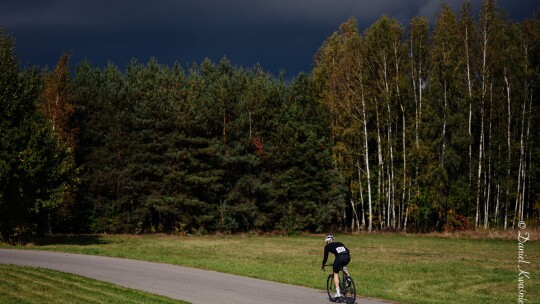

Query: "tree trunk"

xmin=387 ymin=117 xmax=395 ymax=228
xmin=361 ymin=86 xmax=373 ymax=232
xmin=464 ymin=26 xmax=474 ymax=197
xmin=516 ymin=96 xmax=527 ymax=222
xmin=350 ymin=198 xmax=359 ymax=232
xmin=523 ymin=92 xmax=532 ymax=221
xmin=476 ymin=101 xmax=484 ymax=228
xmin=505 ymin=69 xmax=512 ymax=230
xmin=47 ymin=213 xmax=52 ymax=235
xmin=477 ymin=17 xmax=489 ymax=229
xmin=404 ymin=180 xmax=411 ymax=231
xmin=376 ymin=102 xmax=384 ymax=230
xmin=358 ymin=160 xmax=366 ymax=230
xmin=442 ymin=82 xmax=447 ymax=168
xmin=401 ymin=103 xmax=406 ymax=230
xmin=495 ymin=181 xmax=500 ymax=225
xmin=484 ymin=84 xmax=494 ymax=229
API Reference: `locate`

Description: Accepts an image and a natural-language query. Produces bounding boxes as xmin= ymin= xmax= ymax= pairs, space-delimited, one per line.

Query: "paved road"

xmin=0 ymin=249 xmax=394 ymax=304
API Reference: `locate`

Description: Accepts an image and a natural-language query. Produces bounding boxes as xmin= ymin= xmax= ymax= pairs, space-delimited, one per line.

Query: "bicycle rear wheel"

xmin=343 ymin=276 xmax=356 ymax=304
xmin=326 ymin=274 xmax=338 ymax=302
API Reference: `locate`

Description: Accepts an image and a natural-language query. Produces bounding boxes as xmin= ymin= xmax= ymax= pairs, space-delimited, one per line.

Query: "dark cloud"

xmin=1 ymin=0 xmax=538 ymax=77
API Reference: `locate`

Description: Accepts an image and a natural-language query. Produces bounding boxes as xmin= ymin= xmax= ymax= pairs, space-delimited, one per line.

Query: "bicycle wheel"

xmin=343 ymin=276 xmax=356 ymax=304
xmin=326 ymin=274 xmax=338 ymax=302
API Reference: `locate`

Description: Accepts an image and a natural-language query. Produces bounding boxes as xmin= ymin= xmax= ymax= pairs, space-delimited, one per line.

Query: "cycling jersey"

xmin=321 ymin=241 xmax=350 ymax=267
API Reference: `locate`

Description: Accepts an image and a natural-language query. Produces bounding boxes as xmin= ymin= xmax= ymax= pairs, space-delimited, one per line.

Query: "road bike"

xmin=323 ymin=264 xmax=356 ymax=303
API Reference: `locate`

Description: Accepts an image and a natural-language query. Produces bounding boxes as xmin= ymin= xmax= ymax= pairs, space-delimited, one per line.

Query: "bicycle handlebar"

xmin=322 ymin=264 xmax=332 ymax=272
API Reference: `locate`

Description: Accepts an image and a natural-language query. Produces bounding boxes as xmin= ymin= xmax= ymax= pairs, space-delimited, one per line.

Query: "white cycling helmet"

xmin=325 ymin=234 xmax=335 ymax=244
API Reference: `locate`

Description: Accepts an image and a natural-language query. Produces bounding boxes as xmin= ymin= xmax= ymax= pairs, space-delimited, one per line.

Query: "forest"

xmin=1 ymin=1 xmax=539 ymax=242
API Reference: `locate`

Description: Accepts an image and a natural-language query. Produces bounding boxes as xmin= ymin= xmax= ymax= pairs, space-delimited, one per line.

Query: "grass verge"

xmin=2 ymin=232 xmax=539 ymax=304
xmin=0 ymin=264 xmax=188 ymax=304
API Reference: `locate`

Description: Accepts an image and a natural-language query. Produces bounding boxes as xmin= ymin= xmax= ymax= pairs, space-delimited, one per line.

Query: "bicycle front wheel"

xmin=326 ymin=274 xmax=338 ymax=302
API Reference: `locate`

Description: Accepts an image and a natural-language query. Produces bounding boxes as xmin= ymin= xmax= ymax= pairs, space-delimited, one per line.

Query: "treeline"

xmin=1 ymin=29 xmax=343 ymax=239
xmin=1 ymin=1 xmax=539 ymax=242
xmin=314 ymin=1 xmax=540 ymax=232
xmin=69 ymin=58 xmax=342 ymax=234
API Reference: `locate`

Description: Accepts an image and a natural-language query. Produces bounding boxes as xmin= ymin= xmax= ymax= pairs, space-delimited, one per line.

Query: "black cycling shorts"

xmin=333 ymin=254 xmax=350 ymax=273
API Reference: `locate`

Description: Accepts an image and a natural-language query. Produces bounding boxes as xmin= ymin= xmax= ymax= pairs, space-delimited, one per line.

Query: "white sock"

xmin=336 ymin=287 xmax=340 ymax=293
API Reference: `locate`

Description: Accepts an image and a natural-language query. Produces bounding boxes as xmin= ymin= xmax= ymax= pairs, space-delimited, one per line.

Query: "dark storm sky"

xmin=1 ymin=0 xmax=539 ymax=77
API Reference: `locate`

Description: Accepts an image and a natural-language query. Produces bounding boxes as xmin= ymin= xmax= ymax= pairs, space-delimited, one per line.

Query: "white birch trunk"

xmin=476 ymin=99 xmax=485 ymax=228
xmin=504 ymin=69 xmax=512 ymax=230
xmin=523 ymin=92 xmax=532 ymax=221
xmin=393 ymin=40 xmax=402 ymax=229
xmin=358 ymin=160 xmax=366 ymax=230
xmin=387 ymin=113 xmax=396 ymax=228
xmin=401 ymin=103 xmax=406 ymax=229
xmin=477 ymin=17 xmax=489 ymax=229
xmin=376 ymin=103 xmax=384 ymax=230
xmin=476 ymin=98 xmax=485 ymax=228
xmin=516 ymin=96 xmax=527 ymax=222
xmin=495 ymin=182 xmax=500 ymax=225
xmin=404 ymin=180 xmax=411 ymax=231
xmin=484 ymin=84 xmax=494 ymax=229
xmin=409 ymin=31 xmax=422 ymax=226
xmin=484 ymin=164 xmax=491 ymax=229
xmin=464 ymin=26 xmax=474 ymax=194
xmin=360 ymin=80 xmax=373 ymax=232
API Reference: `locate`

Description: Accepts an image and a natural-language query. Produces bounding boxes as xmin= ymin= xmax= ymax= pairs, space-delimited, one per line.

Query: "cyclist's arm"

xmin=321 ymin=245 xmax=330 ymax=266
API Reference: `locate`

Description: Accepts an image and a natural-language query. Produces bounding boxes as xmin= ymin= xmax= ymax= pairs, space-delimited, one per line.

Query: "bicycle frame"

xmin=323 ymin=264 xmax=356 ymax=303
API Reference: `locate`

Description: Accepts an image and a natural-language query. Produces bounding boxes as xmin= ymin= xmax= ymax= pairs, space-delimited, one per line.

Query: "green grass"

xmin=0 ymin=264 xmax=188 ymax=304
xmin=2 ymin=232 xmax=539 ymax=304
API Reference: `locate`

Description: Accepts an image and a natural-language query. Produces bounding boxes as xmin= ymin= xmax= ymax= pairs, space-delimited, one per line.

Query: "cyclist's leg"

xmin=342 ymin=254 xmax=351 ymax=277
xmin=333 ymin=271 xmax=340 ymax=291
xmin=333 ymin=255 xmax=345 ymax=295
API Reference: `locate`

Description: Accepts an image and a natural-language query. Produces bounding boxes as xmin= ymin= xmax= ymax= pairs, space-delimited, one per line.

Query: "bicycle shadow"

xmin=328 ymin=296 xmax=356 ymax=304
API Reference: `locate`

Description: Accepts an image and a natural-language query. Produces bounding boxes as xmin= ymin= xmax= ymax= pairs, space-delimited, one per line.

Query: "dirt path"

xmin=0 ymin=249 xmax=395 ymax=304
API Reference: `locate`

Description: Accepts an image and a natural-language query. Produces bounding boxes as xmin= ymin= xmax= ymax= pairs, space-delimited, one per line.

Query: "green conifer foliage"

xmin=0 ymin=30 xmax=76 ymax=242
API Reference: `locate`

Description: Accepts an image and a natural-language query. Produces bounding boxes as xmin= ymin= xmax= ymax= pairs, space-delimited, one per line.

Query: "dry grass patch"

xmin=425 ymin=228 xmax=540 ymax=241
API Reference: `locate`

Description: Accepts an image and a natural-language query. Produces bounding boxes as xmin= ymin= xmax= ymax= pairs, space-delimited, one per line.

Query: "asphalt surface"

xmin=0 ymin=249 xmax=394 ymax=304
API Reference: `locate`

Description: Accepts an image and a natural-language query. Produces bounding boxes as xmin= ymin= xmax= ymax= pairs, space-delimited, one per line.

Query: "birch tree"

xmin=407 ymin=17 xmax=430 ymax=229
xmin=313 ymin=18 xmax=375 ymax=231
xmin=363 ymin=16 xmax=405 ymax=228
xmin=458 ymin=1 xmax=478 ymax=195
xmin=475 ymin=0 xmax=499 ymax=228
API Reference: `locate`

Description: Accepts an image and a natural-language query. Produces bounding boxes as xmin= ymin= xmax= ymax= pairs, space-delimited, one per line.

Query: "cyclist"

xmin=321 ymin=234 xmax=350 ymax=298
